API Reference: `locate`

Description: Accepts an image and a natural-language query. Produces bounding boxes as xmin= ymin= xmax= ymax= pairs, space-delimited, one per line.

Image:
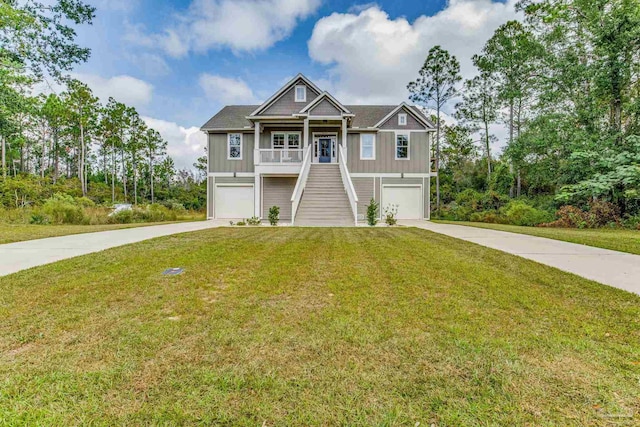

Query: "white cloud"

xmin=127 ymin=0 xmax=321 ymax=57
xmin=127 ymin=53 xmax=171 ymax=77
xmin=199 ymin=74 xmax=258 ymax=104
xmin=308 ymin=1 xmax=520 ymax=105
xmin=142 ymin=117 xmax=207 ymax=170
xmin=71 ymin=73 xmax=154 ymax=109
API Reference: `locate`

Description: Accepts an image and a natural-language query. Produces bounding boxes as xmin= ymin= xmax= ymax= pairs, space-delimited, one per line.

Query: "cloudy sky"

xmin=65 ymin=0 xmax=520 ymax=169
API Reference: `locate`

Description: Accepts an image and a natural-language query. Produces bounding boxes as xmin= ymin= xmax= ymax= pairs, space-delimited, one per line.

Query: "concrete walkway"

xmin=0 ymin=221 xmax=225 ymax=277
xmin=401 ymin=220 xmax=640 ymax=296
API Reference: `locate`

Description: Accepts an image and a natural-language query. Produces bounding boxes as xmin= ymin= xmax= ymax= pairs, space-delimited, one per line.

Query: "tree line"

xmin=408 ymin=0 xmax=640 ymax=224
xmin=1 ymin=0 xmax=205 ymax=210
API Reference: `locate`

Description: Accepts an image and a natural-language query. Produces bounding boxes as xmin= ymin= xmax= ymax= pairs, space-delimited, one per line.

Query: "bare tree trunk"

xmin=1 ymin=136 xmax=6 ymax=179
xmin=508 ymin=99 xmax=515 ymax=198
xmin=80 ymin=121 xmax=86 ymax=197
xmin=121 ymin=148 xmax=127 ymax=201
xmin=111 ymin=141 xmax=116 ymax=203
xmin=53 ymin=130 xmax=59 ymax=183
xmin=150 ymin=151 xmax=154 ymax=204
xmin=484 ymin=118 xmax=491 ymax=183
xmin=435 ymin=104 xmax=441 ymax=215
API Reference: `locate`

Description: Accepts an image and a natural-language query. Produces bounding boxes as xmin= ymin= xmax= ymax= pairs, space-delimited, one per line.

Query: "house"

xmin=201 ymin=74 xmax=436 ymax=225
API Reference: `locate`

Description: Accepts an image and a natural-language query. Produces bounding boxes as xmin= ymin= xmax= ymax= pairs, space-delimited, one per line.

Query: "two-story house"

xmin=201 ymin=74 xmax=436 ymax=225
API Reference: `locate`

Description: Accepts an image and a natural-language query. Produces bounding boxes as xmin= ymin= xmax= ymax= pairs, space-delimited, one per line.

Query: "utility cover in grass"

xmin=162 ymin=268 xmax=184 ymax=276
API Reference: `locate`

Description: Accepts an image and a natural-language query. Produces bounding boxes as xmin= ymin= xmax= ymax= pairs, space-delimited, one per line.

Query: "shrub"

xmin=586 ymin=200 xmax=620 ymax=227
xmin=246 ymin=216 xmax=261 ymax=226
xmin=30 ymin=212 xmax=50 ymax=225
xmin=236 ymin=220 xmax=246 ymax=226
xmin=366 ymin=198 xmax=379 ymax=226
xmin=383 ymin=204 xmax=398 ymax=226
xmin=469 ymin=210 xmax=505 ymax=224
xmin=42 ymin=193 xmax=86 ymax=224
xmin=268 ymin=206 xmax=280 ymax=226
xmin=131 ymin=204 xmax=177 ymax=222
xmin=540 ymin=205 xmax=588 ymax=228
xmin=109 ymin=209 xmax=134 ymax=224
xmin=75 ymin=197 xmax=95 ymax=208
xmin=502 ymin=201 xmax=553 ymax=226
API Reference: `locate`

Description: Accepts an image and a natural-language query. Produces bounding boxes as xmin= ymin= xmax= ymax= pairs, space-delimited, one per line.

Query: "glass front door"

xmin=319 ymin=138 xmax=332 ymax=163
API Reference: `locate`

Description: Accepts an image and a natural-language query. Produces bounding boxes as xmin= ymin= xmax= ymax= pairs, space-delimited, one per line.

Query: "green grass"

xmin=0 ymin=219 xmax=203 ymax=245
xmin=434 ymin=220 xmax=640 ymax=255
xmin=1 ymin=228 xmax=639 ymax=425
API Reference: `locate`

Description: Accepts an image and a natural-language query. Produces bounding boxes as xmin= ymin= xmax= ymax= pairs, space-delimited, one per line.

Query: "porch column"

xmin=303 ymin=118 xmax=309 ymax=149
xmin=254 ymin=122 xmax=261 ymax=218
xmin=341 ymin=118 xmax=347 ymax=162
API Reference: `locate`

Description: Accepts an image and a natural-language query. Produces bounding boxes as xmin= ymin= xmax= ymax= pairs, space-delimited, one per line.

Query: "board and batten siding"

xmin=208 ymin=133 xmax=255 ymax=173
xmin=259 ymin=126 xmax=343 ymax=149
xmin=207 ymin=177 xmax=214 ymax=218
xmin=351 ymin=177 xmax=374 ymax=219
xmin=346 ymin=131 xmax=429 ymax=173
xmin=379 ymin=107 xmax=426 ymax=130
xmin=261 ymin=82 xmax=320 ymax=116
xmin=262 ymin=177 xmax=297 ymax=220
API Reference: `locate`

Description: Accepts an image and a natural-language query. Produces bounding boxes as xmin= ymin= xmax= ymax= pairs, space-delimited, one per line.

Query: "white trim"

xmin=270 ymin=131 xmax=302 ymax=149
xmin=359 ymin=133 xmax=376 ymax=160
xmin=312 ymin=132 xmax=338 ymax=163
xmin=378 ymin=129 xmax=429 ymax=133
xmin=216 ymin=183 xmax=254 ymax=187
xmin=295 ymin=85 xmax=307 ymax=102
xmin=395 ymin=131 xmax=410 ymax=160
xmin=373 ymin=102 xmax=433 ymax=129
xmin=208 ymin=172 xmax=255 ymax=177
xmin=398 ymin=113 xmax=407 ymax=126
xmin=227 ymin=133 xmax=243 ymax=160
xmin=350 ymin=173 xmax=431 ymax=178
xmin=250 ymin=74 xmax=322 ymax=116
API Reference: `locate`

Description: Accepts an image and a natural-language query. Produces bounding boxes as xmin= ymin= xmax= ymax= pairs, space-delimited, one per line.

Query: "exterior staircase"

xmin=295 ymin=164 xmax=354 ymax=226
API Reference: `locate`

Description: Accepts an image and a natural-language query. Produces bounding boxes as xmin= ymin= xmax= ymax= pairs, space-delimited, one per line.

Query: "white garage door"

xmin=382 ymin=185 xmax=422 ymax=219
xmin=215 ymin=185 xmax=254 ymax=219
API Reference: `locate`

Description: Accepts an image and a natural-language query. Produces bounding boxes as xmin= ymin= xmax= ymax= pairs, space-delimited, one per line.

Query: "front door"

xmin=318 ymin=138 xmax=332 ymax=163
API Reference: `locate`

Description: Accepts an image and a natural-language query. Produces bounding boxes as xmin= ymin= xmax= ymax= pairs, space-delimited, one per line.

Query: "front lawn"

xmin=0 ymin=221 xmax=201 ymax=245
xmin=435 ymin=220 xmax=640 ymax=255
xmin=1 ymin=228 xmax=638 ymax=425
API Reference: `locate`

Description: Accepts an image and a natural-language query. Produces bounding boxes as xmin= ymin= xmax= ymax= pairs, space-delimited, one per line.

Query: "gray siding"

xmin=309 ymin=99 xmax=341 ymax=116
xmin=262 ymin=177 xmax=296 ymax=220
xmin=207 ymin=177 xmax=214 ymax=218
xmin=346 ymin=131 xmax=429 ymax=173
xmin=379 ymin=107 xmax=426 ymax=130
xmin=208 ymin=133 xmax=255 ymax=173
xmin=261 ymin=82 xmax=320 ymax=116
xmin=352 ymin=177 xmax=374 ymax=219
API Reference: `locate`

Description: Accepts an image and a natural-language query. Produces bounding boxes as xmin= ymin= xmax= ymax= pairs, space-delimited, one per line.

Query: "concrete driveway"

xmin=0 ymin=221 xmax=225 ymax=277
xmin=401 ymin=220 xmax=640 ymax=296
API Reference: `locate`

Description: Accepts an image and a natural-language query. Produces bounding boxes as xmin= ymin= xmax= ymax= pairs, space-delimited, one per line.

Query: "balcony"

xmin=254 ymin=149 xmax=305 ymax=174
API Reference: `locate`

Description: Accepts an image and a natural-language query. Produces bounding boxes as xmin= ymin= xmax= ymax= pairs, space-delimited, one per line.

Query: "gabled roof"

xmin=250 ymin=74 xmax=322 ymax=117
xmin=373 ymin=102 xmax=435 ymax=129
xmin=299 ymin=91 xmax=352 ymax=115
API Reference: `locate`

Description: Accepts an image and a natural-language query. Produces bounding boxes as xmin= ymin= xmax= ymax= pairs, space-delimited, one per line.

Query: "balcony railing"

xmin=254 ymin=149 xmax=304 ymax=165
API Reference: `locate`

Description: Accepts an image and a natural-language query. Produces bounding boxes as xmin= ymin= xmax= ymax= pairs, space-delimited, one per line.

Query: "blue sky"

xmin=68 ymin=0 xmax=519 ymax=169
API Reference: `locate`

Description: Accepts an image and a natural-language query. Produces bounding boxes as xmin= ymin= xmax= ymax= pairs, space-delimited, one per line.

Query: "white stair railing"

xmin=290 ymin=145 xmax=313 ymax=225
xmin=338 ymin=144 xmax=358 ymax=226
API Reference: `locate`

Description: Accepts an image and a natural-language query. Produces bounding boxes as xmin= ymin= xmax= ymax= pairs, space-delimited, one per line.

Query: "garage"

xmin=214 ymin=184 xmax=254 ymax=219
xmin=382 ymin=185 xmax=423 ymax=219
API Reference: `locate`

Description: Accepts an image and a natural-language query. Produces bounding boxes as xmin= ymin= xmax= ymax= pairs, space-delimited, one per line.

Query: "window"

xmin=360 ymin=134 xmax=375 ymax=160
xmin=227 ymin=133 xmax=242 ymax=160
xmin=295 ymin=85 xmax=306 ymax=102
xmin=396 ymin=133 xmax=409 ymax=160
xmin=398 ymin=113 xmax=407 ymax=126
xmin=272 ymin=132 xmax=301 ymax=149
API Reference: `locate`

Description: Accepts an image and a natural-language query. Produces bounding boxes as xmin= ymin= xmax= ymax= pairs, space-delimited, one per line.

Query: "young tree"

xmin=408 ymin=46 xmax=462 ymax=213
xmin=41 ymin=94 xmax=66 ymax=182
xmin=144 ymin=128 xmax=166 ymax=204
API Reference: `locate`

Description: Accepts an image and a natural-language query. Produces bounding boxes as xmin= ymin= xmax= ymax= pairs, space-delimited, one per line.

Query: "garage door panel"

xmin=382 ymin=186 xmax=422 ymax=219
xmin=215 ymin=185 xmax=254 ymax=219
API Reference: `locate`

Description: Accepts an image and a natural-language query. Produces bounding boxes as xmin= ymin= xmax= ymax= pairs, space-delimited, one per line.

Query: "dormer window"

xmin=398 ymin=113 xmax=407 ymax=126
xmin=295 ymin=85 xmax=306 ymax=102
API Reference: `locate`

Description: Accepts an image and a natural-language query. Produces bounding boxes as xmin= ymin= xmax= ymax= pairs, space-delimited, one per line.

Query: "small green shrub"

xmin=366 ymin=198 xmax=379 ymax=226
xmin=30 ymin=213 xmax=50 ymax=225
xmin=268 ymin=206 xmax=280 ymax=226
xmin=109 ymin=209 xmax=134 ymax=224
xmin=236 ymin=220 xmax=247 ymax=226
xmin=246 ymin=216 xmax=261 ymax=226
xmin=42 ymin=193 xmax=86 ymax=224
xmin=469 ymin=210 xmax=505 ymax=224
xmin=502 ymin=201 xmax=553 ymax=226
xmin=75 ymin=197 xmax=95 ymax=208
xmin=383 ymin=204 xmax=398 ymax=226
